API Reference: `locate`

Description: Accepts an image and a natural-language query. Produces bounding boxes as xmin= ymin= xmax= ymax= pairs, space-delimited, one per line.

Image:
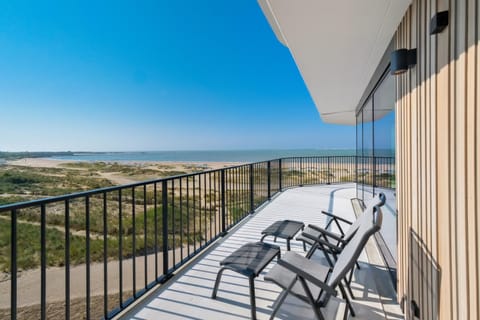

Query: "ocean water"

xmin=50 ymin=149 xmax=367 ymax=163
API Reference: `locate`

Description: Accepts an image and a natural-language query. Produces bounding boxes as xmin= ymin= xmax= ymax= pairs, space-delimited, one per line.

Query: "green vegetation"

xmin=0 ymin=167 xmax=113 ymax=205
xmin=0 ymin=200 xmax=215 ymax=272
xmin=0 ymin=151 xmax=75 ymax=160
xmin=0 ymin=162 xmax=224 ymax=271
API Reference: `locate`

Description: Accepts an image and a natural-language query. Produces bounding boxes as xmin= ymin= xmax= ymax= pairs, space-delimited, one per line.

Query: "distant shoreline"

xmin=5 ymin=158 xmax=242 ymax=171
xmin=3 ymin=149 xmax=358 ymax=163
xmin=0 ymin=149 xmax=394 ymax=163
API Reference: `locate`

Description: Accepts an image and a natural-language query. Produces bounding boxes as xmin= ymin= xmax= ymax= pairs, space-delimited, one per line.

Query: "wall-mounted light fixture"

xmin=430 ymin=11 xmax=449 ymax=35
xmin=390 ymin=49 xmax=417 ymax=75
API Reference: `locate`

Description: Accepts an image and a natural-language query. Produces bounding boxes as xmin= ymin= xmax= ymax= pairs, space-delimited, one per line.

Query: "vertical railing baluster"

xmin=41 ymin=204 xmax=46 ymax=320
xmin=65 ymin=201 xmax=70 ymax=320
xmin=162 ymin=180 xmax=169 ymax=274
xmin=193 ymin=176 xmax=196 ymax=252
xmin=221 ymin=170 xmax=226 ymax=235
xmin=300 ymin=157 xmax=303 ymax=185
xmin=171 ymin=180 xmax=175 ymax=266
xmin=180 ymin=178 xmax=183 ymax=262
xmin=238 ymin=167 xmax=242 ymax=217
xmin=244 ymin=166 xmax=247 ymax=213
xmin=209 ymin=172 xmax=212 ymax=241
xmin=267 ymin=161 xmax=271 ymax=200
xmin=237 ymin=167 xmax=241 ymax=216
xmin=132 ymin=188 xmax=136 ymax=296
xmin=85 ymin=196 xmax=90 ymax=320
xmin=327 ymin=156 xmax=331 ymax=185
xmin=203 ymin=174 xmax=207 ymax=244
xmin=249 ymin=164 xmax=254 ymax=213
xmin=187 ymin=178 xmax=190 ymax=255
xmin=103 ymin=193 xmax=108 ymax=320
xmin=279 ymin=159 xmax=282 ymax=191
xmin=118 ymin=189 xmax=123 ymax=308
xmin=214 ymin=171 xmax=218 ymax=235
xmin=154 ymin=183 xmax=158 ymax=281
xmin=10 ymin=209 xmax=17 ymax=320
xmin=143 ymin=185 xmax=147 ymax=289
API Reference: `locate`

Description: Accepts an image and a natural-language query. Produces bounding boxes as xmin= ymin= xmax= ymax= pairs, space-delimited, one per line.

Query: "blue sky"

xmin=0 ymin=1 xmax=356 ymax=152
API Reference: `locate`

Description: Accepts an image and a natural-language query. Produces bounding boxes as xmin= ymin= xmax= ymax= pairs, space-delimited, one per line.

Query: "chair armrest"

xmin=300 ymin=231 xmax=342 ymax=253
xmin=307 ymin=224 xmax=347 ymax=244
xmin=321 ymin=211 xmax=353 ymax=225
xmin=277 ymin=257 xmax=337 ymax=296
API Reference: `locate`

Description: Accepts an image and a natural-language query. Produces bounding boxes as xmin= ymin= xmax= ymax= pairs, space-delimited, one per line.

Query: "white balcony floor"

xmin=120 ymin=184 xmax=403 ymax=320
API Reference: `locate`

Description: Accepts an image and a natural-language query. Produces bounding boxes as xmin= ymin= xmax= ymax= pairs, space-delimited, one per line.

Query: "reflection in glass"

xmin=356 ymin=72 xmax=397 ymax=262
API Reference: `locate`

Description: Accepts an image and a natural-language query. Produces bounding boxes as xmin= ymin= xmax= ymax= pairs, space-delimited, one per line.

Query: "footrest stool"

xmin=211 ymin=242 xmax=281 ymax=319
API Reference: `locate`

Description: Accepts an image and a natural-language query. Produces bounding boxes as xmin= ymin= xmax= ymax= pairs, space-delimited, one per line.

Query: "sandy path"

xmin=0 ymin=212 xmax=225 ymax=310
xmin=96 ymin=172 xmax=138 ymax=185
xmin=0 ymin=244 xmax=197 ymax=308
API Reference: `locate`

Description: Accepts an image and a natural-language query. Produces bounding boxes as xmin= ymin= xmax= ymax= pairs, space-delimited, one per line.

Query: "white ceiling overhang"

xmin=258 ymin=0 xmax=411 ymax=125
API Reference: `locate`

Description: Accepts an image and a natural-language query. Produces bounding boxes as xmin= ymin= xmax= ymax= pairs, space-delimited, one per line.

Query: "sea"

xmin=49 ymin=149 xmax=394 ymax=163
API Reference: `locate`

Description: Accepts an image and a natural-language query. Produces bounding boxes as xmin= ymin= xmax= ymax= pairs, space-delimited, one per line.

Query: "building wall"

xmin=395 ymin=0 xmax=479 ymax=319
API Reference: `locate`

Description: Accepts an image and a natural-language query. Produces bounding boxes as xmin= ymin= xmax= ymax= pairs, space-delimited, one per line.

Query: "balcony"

xmin=0 ymin=156 xmax=397 ymax=319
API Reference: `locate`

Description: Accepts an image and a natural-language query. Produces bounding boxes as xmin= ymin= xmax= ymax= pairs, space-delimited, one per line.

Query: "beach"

xmin=6 ymin=157 xmax=242 ymax=171
xmin=4 ymin=158 xmax=244 ymax=186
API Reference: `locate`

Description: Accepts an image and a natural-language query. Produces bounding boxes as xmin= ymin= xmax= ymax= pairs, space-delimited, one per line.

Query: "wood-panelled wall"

xmin=395 ymin=0 xmax=479 ymax=319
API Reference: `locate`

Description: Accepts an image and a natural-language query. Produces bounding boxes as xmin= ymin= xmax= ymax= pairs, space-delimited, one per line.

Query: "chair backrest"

xmin=342 ymin=192 xmax=386 ymax=241
xmin=327 ymin=205 xmax=383 ymax=288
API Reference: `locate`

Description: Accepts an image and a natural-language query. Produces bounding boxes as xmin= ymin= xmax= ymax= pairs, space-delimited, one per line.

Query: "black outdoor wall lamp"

xmin=430 ymin=11 xmax=449 ymax=35
xmin=390 ymin=48 xmax=417 ymax=75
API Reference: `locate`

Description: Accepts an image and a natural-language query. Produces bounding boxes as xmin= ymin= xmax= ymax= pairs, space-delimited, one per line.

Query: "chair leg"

xmin=249 ymin=276 xmax=257 ymax=320
xmin=344 ymin=278 xmax=355 ymax=300
xmin=339 ymin=283 xmax=355 ymax=318
xmin=211 ymin=267 xmax=227 ymax=298
xmin=298 ymin=277 xmax=325 ymax=320
xmin=270 ymin=278 xmax=297 ymax=320
xmin=323 ymin=251 xmax=335 ymax=268
xmin=347 ymin=266 xmax=355 ymax=299
xmin=306 ymin=245 xmax=316 ymax=259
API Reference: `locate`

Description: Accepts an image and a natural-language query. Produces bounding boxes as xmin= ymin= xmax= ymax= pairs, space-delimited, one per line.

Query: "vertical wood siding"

xmin=395 ymin=0 xmax=479 ymax=319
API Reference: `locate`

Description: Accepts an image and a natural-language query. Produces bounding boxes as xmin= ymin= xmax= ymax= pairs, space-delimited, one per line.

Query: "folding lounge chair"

xmin=297 ymin=192 xmax=386 ymax=260
xmin=264 ymin=205 xmax=383 ymax=320
xmin=296 ymin=193 xmax=385 ymax=299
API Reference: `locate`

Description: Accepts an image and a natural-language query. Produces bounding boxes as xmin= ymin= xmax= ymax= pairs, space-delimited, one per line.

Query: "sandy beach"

xmin=6 ymin=157 xmax=243 ymax=171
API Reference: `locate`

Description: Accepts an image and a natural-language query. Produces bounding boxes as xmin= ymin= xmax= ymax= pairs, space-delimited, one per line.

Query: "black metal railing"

xmin=0 ymin=155 xmax=394 ymax=319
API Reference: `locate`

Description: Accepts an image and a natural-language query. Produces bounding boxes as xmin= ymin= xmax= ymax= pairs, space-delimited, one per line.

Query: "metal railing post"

xmin=10 ymin=209 xmax=17 ymax=320
xmin=355 ymin=155 xmax=358 ymax=185
xmin=300 ymin=157 xmax=303 ymax=186
xmin=41 ymin=204 xmax=46 ymax=320
xmin=249 ymin=164 xmax=254 ymax=213
xmin=267 ymin=161 xmax=271 ymax=200
xmin=162 ymin=180 xmax=169 ymax=275
xmin=85 ymin=197 xmax=91 ymax=319
xmin=279 ymin=159 xmax=282 ymax=191
xmin=327 ymin=157 xmax=331 ymax=185
xmin=220 ymin=169 xmax=226 ymax=235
